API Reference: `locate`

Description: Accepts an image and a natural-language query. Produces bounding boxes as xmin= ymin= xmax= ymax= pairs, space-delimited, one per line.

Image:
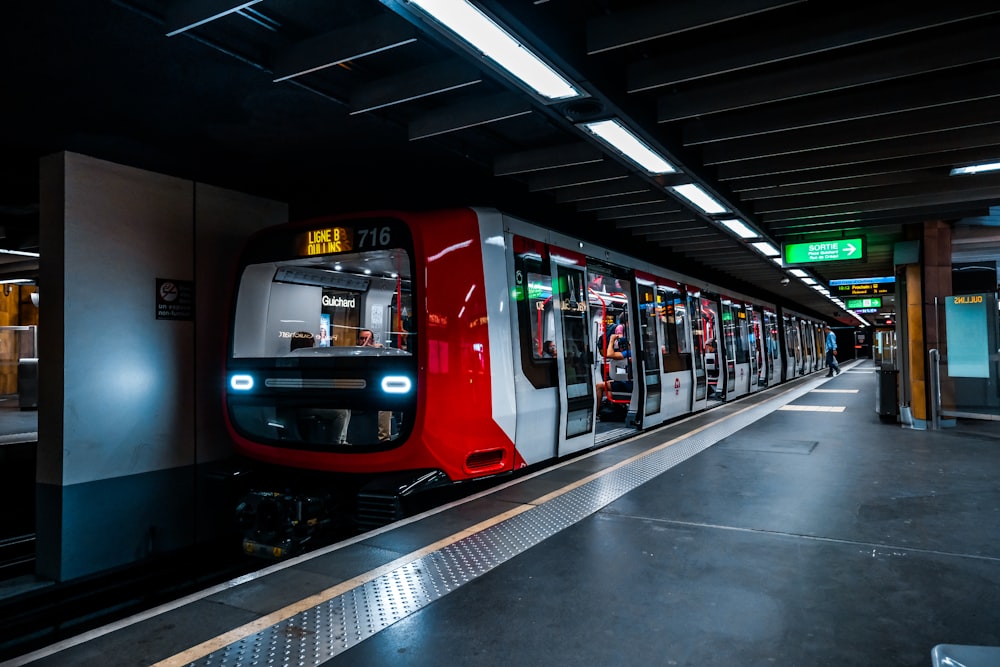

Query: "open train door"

xmin=551 ymin=255 xmax=598 ymax=456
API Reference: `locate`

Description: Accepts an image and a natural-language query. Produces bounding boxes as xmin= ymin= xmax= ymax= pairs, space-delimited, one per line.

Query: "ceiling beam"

xmin=738 ymin=169 xmax=945 ymax=200
xmin=408 ymin=92 xmax=532 ymax=141
xmin=272 ymin=14 xmax=417 ymax=81
xmin=165 ymin=0 xmax=262 ymax=36
xmin=494 ymin=143 xmax=603 ymax=176
xmin=702 ymin=100 xmax=1000 ymax=164
xmin=656 ymin=22 xmax=1000 ymax=121
xmin=553 ymin=177 xmax=652 ymax=203
xmin=587 ymin=0 xmax=800 ymax=54
xmin=683 ymin=65 xmax=1000 ymax=145
xmin=610 ymin=213 xmax=700 ymax=228
xmin=350 ymin=60 xmax=481 ymax=114
xmin=594 ymin=202 xmax=681 ymax=220
xmin=715 ymin=127 xmax=1000 ymax=179
xmin=574 ymin=191 xmax=666 ymax=212
xmin=759 ymin=185 xmax=1000 ymax=220
xmin=630 ymin=4 xmax=1000 ymax=92
xmin=753 ymin=173 xmax=1000 ymax=214
xmin=527 ymin=162 xmax=630 ymax=191
xmin=723 ymin=146 xmax=1000 ymax=189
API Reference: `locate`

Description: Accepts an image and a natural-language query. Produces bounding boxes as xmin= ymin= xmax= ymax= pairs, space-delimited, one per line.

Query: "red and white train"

xmin=225 ymin=208 xmax=828 ymax=552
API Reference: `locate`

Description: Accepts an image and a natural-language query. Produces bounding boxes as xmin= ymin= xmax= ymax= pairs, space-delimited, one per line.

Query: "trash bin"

xmin=875 ymin=363 xmax=898 ymax=421
xmin=17 ymin=358 xmax=39 ymax=410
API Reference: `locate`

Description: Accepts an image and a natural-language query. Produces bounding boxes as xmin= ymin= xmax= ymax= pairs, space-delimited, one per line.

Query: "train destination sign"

xmin=845 ymin=297 xmax=882 ymax=309
xmin=297 ymin=226 xmax=354 ymax=257
xmin=783 ymin=237 xmax=865 ymax=264
xmin=830 ymin=276 xmax=894 ymax=297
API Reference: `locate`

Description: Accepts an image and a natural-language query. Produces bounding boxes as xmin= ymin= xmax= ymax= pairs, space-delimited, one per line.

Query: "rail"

xmin=928 ymin=348 xmax=941 ymax=430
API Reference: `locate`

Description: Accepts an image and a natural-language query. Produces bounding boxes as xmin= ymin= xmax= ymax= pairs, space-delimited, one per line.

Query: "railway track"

xmin=0 ymin=540 xmax=262 ymax=662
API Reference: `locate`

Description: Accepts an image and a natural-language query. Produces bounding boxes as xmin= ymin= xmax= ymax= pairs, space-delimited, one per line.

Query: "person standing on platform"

xmin=824 ymin=324 xmax=840 ymax=377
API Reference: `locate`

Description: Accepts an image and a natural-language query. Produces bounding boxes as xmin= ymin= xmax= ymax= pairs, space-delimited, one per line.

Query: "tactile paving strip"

xmin=190 ymin=379 xmax=821 ymax=666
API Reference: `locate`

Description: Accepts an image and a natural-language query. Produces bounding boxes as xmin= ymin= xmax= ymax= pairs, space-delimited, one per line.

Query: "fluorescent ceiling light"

xmin=789 ymin=269 xmax=808 ymax=277
xmin=406 ymin=0 xmax=582 ymax=100
xmin=950 ymin=161 xmax=1000 ymax=176
xmin=719 ymin=219 xmax=759 ymax=239
xmin=769 ymin=256 xmax=783 ymax=265
xmin=801 ymin=277 xmax=817 ymax=285
xmin=580 ymin=119 xmax=676 ymax=174
xmin=752 ymin=241 xmax=780 ymax=257
xmin=670 ymin=184 xmax=727 ymax=215
xmin=0 ymin=248 xmax=40 ymax=257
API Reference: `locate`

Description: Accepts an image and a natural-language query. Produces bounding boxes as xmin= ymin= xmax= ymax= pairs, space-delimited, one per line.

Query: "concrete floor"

xmin=12 ymin=361 xmax=1000 ymax=666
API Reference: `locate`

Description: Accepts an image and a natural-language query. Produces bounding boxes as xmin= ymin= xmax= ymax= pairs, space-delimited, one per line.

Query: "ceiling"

xmin=5 ymin=0 xmax=1000 ymax=324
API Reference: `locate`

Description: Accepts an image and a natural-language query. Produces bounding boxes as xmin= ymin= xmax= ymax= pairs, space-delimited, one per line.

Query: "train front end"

xmin=224 ymin=210 xmax=516 ymax=539
xmin=225 ymin=214 xmax=421 ymax=473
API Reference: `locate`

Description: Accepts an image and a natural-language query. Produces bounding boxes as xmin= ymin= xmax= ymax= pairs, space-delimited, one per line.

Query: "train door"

xmin=657 ymin=282 xmax=694 ymax=419
xmin=749 ymin=306 xmax=763 ymax=392
xmin=721 ymin=297 xmax=750 ymax=399
xmin=784 ymin=316 xmax=800 ymax=378
xmin=764 ymin=309 xmax=782 ymax=386
xmin=799 ymin=320 xmax=813 ymax=373
xmin=816 ymin=323 xmax=825 ymax=370
xmin=553 ymin=260 xmax=597 ymax=456
xmin=688 ymin=291 xmax=708 ymax=411
xmin=589 ymin=265 xmax=639 ymax=435
xmin=700 ymin=294 xmax=724 ymax=400
xmin=509 ymin=236 xmax=560 ymax=465
xmin=636 ymin=279 xmax=662 ymax=425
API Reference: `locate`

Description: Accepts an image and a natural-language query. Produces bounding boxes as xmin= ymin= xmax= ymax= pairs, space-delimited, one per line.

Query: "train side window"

xmin=657 ymin=285 xmax=690 ymax=372
xmin=735 ymin=306 xmax=750 ymax=364
xmin=512 ymin=241 xmax=556 ymax=389
xmin=638 ymin=285 xmax=659 ymax=372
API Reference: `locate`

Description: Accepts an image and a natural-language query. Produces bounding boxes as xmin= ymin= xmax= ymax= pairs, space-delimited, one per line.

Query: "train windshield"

xmin=227 ymin=218 xmax=417 ymax=450
xmin=231 ymin=249 xmax=414 ymax=358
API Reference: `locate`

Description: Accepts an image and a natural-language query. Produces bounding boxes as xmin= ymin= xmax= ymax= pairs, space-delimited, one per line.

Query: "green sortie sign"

xmin=784 ymin=237 xmax=864 ymax=264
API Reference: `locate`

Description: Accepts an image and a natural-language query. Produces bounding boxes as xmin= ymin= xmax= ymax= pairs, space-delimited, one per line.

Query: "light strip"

xmin=950 ymin=161 xmax=1000 ymax=176
xmin=669 ymin=184 xmax=727 ymax=215
xmin=751 ymin=241 xmax=780 ymax=257
xmin=405 ymin=0 xmax=582 ymax=100
xmin=0 ymin=248 xmax=40 ymax=257
xmin=789 ymin=268 xmax=808 ymax=278
xmin=579 ymin=119 xmax=676 ymax=174
xmin=719 ymin=219 xmax=759 ymax=239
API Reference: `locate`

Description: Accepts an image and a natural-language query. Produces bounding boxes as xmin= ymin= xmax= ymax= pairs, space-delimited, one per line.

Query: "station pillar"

xmin=903 ymin=221 xmax=951 ymax=426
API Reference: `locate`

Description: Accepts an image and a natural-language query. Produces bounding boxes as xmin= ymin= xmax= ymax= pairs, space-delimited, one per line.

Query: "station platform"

xmin=6 ymin=359 xmax=1000 ymax=666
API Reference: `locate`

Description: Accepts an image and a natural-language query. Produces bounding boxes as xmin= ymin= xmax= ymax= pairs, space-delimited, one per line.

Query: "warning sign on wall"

xmin=156 ymin=278 xmax=194 ymax=321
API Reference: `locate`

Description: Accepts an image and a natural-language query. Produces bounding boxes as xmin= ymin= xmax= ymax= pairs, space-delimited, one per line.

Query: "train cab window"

xmin=227 ymin=217 xmax=417 ymax=450
xmin=232 ymin=250 xmax=415 ymax=358
xmin=512 ymin=239 xmax=557 ymax=389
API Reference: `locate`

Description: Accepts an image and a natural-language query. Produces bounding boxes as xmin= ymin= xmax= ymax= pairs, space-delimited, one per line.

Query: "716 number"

xmin=358 ymin=226 xmax=391 ymax=248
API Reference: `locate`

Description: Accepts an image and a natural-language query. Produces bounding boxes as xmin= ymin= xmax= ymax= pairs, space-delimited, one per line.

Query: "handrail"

xmin=928 ymin=348 xmax=941 ymax=430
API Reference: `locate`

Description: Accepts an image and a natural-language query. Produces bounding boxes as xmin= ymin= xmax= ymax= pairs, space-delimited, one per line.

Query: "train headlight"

xmin=381 ymin=376 xmax=412 ymax=394
xmin=230 ymin=374 xmax=255 ymax=391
